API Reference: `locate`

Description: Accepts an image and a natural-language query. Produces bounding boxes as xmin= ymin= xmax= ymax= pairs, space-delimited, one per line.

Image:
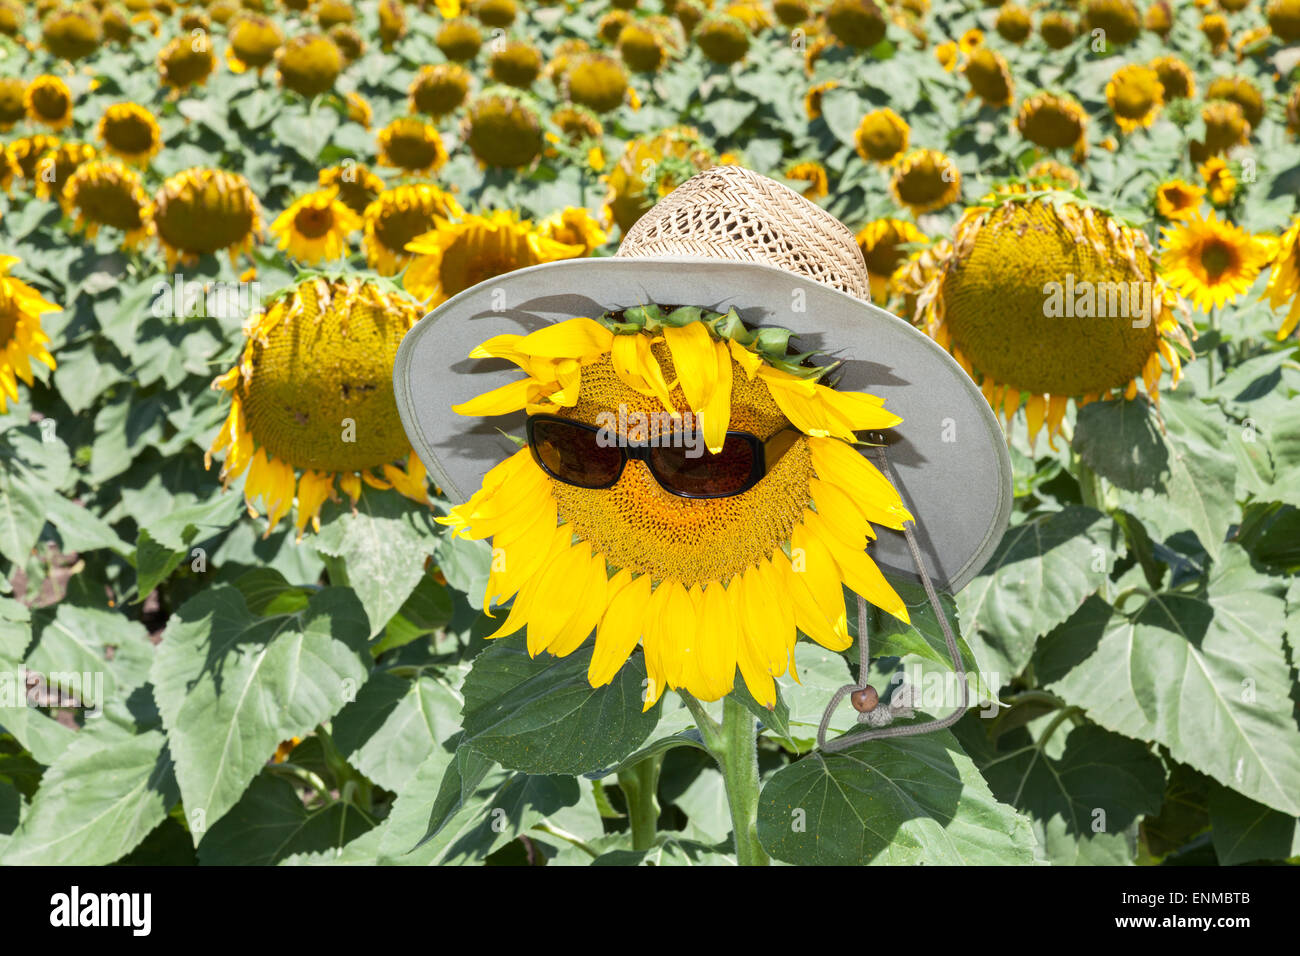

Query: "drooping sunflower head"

xmin=1191 ymin=99 xmax=1250 ymax=162
xmin=270 ymin=187 xmax=362 ymax=265
xmin=1016 ymin=91 xmax=1088 ymax=155
xmin=0 ymin=77 xmax=25 ymax=132
xmin=376 ymin=117 xmax=448 ymax=175
xmin=315 ymin=0 xmax=354 ymax=29
xmin=377 ymin=0 xmax=405 ymax=47
xmin=208 ymin=0 xmax=239 ymax=24
xmin=1040 ymin=12 xmax=1076 ymax=49
xmin=227 ymin=14 xmax=283 ymax=72
xmin=489 ymin=38 xmax=543 ymax=89
xmin=550 ymin=104 xmax=604 ymax=146
xmin=328 ymin=23 xmax=364 ymax=61
xmin=410 ymin=63 xmax=471 ymax=117
xmin=1027 ymin=158 xmax=1081 ymax=189
xmin=25 ymin=75 xmax=74 ymax=131
xmin=1150 ymin=54 xmax=1195 ymax=101
xmin=597 ymin=9 xmax=634 ymax=44
xmin=602 ymin=126 xmax=716 ymax=234
xmin=995 ymin=3 xmax=1033 ymax=43
xmin=318 ymin=161 xmax=383 ymax=215
xmin=207 ymin=276 xmax=428 ymax=538
xmin=180 ymin=10 xmax=211 ymax=32
xmin=1199 ymin=156 xmax=1239 ymax=207
xmin=152 ymin=167 xmax=262 ymax=269
xmin=41 ymin=4 xmax=103 ymax=61
xmin=1269 ymin=0 xmax=1300 ymax=42
xmin=1206 ymin=74 xmax=1264 ymax=129
xmin=441 ymin=307 xmax=912 ymax=708
xmin=962 ymin=46 xmax=1014 ymax=108
xmin=402 ymin=209 xmax=585 ymax=304
xmin=1081 ymin=0 xmax=1141 ymax=47
xmin=1106 ymin=63 xmax=1163 ymax=133
xmin=33 ymin=142 xmax=97 ymax=202
xmin=462 ymin=90 xmax=543 ymax=169
xmin=436 ymin=17 xmax=482 ymax=61
xmin=618 ymin=21 xmax=672 ymax=73
xmin=1154 ymin=179 xmax=1205 ymax=220
xmin=1263 ymin=217 xmax=1300 ymax=339
xmin=276 ymin=33 xmax=343 ymax=97
xmin=564 ymin=53 xmax=631 ymax=113
xmin=825 ymin=0 xmax=887 ymax=49
xmin=362 ymin=183 xmax=463 ymax=276
xmin=1144 ymin=0 xmax=1172 ymax=36
xmin=856 ymin=218 xmax=928 ymax=304
xmin=1201 ymin=13 xmax=1230 ymax=52
xmin=0 ymin=0 xmax=23 ymax=38
xmin=773 ymin=0 xmax=811 ymax=25
xmin=1159 ymin=210 xmax=1273 ymax=312
xmin=888 ymin=148 xmax=961 ymax=217
xmin=853 ymin=107 xmax=910 ymax=165
xmin=783 ymin=159 xmax=829 ymax=199
xmin=474 ymin=0 xmax=518 ymax=28
xmin=157 ymin=32 xmax=217 ymax=90
xmin=99 ymin=5 xmax=131 ymax=42
xmin=915 ymin=191 xmax=1192 ymax=443
xmin=6 ymin=136 xmax=60 ymax=184
xmin=695 ymin=14 xmax=750 ymax=64
xmin=96 ymin=102 xmax=161 ymax=164
xmin=0 ymin=257 xmax=59 ymax=414
xmin=61 ymin=158 xmax=153 ymax=248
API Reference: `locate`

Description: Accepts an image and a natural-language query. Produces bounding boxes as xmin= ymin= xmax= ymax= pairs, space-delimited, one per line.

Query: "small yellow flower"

xmin=1199 ymin=157 xmax=1238 ymax=207
xmin=1160 ymin=211 xmax=1271 ymax=311
xmin=1154 ymin=180 xmax=1205 ymax=220
xmin=270 ymin=188 xmax=363 ymax=265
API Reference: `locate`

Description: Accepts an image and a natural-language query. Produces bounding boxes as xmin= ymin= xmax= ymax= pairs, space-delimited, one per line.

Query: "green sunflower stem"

xmin=718 ymin=696 xmax=769 ymax=866
xmin=616 ymin=753 xmax=663 ymax=852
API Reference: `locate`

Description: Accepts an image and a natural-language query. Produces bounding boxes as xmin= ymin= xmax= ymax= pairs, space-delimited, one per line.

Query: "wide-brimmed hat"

xmin=393 ymin=165 xmax=1011 ymax=593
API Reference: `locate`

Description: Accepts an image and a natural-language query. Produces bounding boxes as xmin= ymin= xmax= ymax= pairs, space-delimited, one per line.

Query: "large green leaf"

xmin=459 ymin=635 xmax=661 ymax=775
xmin=1072 ymin=397 xmax=1169 ymax=491
xmin=755 ymin=729 xmax=1038 ymax=865
xmin=1207 ymin=784 xmax=1300 ymax=865
xmin=0 ymin=471 xmax=44 ymax=565
xmin=0 ymin=723 xmax=178 ymax=866
xmin=1037 ymin=547 xmax=1300 ymax=816
xmin=151 ymin=586 xmax=372 ymax=837
xmin=26 ymin=603 xmax=154 ymax=708
xmin=958 ymin=507 xmax=1116 ymax=678
xmin=954 ymin=717 xmax=1165 ymax=865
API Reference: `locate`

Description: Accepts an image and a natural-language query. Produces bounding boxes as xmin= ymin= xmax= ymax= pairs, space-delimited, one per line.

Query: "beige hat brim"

xmin=393 ymin=256 xmax=1012 ymax=594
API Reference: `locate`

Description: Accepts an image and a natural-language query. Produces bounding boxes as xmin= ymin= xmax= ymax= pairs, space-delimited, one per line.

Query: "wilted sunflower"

xmin=0 ymin=78 xmax=25 ymax=131
xmin=153 ymin=168 xmax=262 ymax=269
xmin=1160 ymin=212 xmax=1272 ymax=311
xmin=435 ymin=18 xmax=482 ymax=61
xmin=376 ymin=117 xmax=448 ymax=175
xmin=1191 ymin=100 xmax=1250 ymax=162
xmin=995 ymin=4 xmax=1033 ymax=43
xmin=34 ymin=142 xmax=97 ymax=202
xmin=227 ymin=14 xmax=283 ymax=72
xmin=889 ymin=149 xmax=961 ymax=217
xmin=490 ymin=39 xmax=543 ymax=88
xmin=539 ymin=206 xmax=609 ymax=255
xmin=1270 ymin=0 xmax=1300 ymax=42
xmin=61 ymin=158 xmax=153 ymax=249
xmin=270 ymin=188 xmax=362 ymax=265
xmin=1263 ymin=218 xmax=1300 ymax=339
xmin=319 ymin=162 xmax=383 ymax=215
xmin=1201 ymin=14 xmax=1230 ymax=52
xmin=784 ymin=159 xmax=828 ymax=199
xmin=440 ymin=308 xmax=911 ymax=707
xmin=403 ymin=210 xmax=585 ymax=305
xmin=24 ymin=76 xmax=74 ymax=131
xmin=854 ymin=107 xmax=909 ymax=165
xmin=462 ymin=91 xmax=543 ymax=169
xmin=410 ymin=63 xmax=471 ymax=117
xmin=362 ymin=184 xmax=463 ymax=276
xmin=915 ymin=191 xmax=1192 ymax=442
xmin=695 ymin=14 xmax=750 ymax=63
xmin=315 ymin=0 xmax=355 ymax=29
xmin=378 ymin=0 xmax=405 ymax=47
xmin=41 ymin=5 xmax=103 ymax=61
xmin=329 ymin=23 xmax=365 ymax=61
xmin=1017 ymin=91 xmax=1088 ymax=155
xmin=856 ymin=218 xmax=928 ymax=304
xmin=618 ymin=21 xmax=671 ymax=73
xmin=602 ymin=126 xmax=716 ymax=234
xmin=157 ymin=33 xmax=216 ymax=90
xmin=825 ymin=0 xmax=887 ymax=48
xmin=0 ymin=258 xmax=58 ymax=413
xmin=1150 ymin=55 xmax=1195 ymax=101
xmin=565 ymin=53 xmax=632 ymax=113
xmin=277 ymin=34 xmax=343 ymax=97
xmin=1106 ymin=63 xmax=1163 ymax=133
xmin=207 ymin=277 xmax=428 ymax=538
xmin=962 ymin=47 xmax=1014 ymax=108
xmin=1200 ymin=157 xmax=1238 ymax=207
xmin=474 ymin=0 xmax=518 ymax=28
xmin=1154 ymin=180 xmax=1205 ymax=220
xmin=1206 ymin=75 xmax=1264 ymax=130
xmin=96 ymin=102 xmax=161 ymax=164
xmin=1040 ymin=12 xmax=1076 ymax=49
xmin=773 ymin=0 xmax=810 ymax=25
xmin=1081 ymin=0 xmax=1141 ymax=47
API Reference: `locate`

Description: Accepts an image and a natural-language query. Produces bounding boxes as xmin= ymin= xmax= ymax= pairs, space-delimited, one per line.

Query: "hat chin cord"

xmin=816 ymin=445 xmax=970 ymax=752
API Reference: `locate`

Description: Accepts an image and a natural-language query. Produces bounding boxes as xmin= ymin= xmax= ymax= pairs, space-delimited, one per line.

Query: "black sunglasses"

xmin=526 ymin=413 xmax=801 ymax=499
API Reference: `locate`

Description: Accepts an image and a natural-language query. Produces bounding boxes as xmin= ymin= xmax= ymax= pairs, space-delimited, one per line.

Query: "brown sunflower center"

xmin=31 ymin=84 xmax=68 ymax=120
xmin=293 ymin=203 xmax=335 ymax=239
xmin=74 ymin=175 xmax=145 ymax=231
xmin=1200 ymin=239 xmax=1237 ymax=280
xmin=373 ymin=203 xmax=437 ymax=253
xmin=549 ymin=348 xmax=813 ymax=586
xmin=104 ymin=114 xmax=154 ymax=154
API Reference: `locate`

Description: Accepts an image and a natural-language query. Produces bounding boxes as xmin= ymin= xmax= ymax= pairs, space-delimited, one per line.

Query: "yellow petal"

xmin=662 ymin=322 xmax=717 ymax=416
xmin=589 ymin=570 xmax=650 ymax=687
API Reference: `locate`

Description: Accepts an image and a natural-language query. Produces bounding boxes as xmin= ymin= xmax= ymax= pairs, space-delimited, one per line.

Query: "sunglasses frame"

xmin=525 ymin=413 xmax=801 ymax=499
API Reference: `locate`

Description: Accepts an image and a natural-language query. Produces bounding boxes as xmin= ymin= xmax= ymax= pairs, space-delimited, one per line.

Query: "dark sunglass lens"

xmin=531 ymin=419 xmax=622 ymax=487
xmin=650 ymin=435 xmax=756 ymax=497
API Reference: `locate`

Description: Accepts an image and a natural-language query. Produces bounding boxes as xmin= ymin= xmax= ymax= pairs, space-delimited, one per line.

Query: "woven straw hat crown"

xmin=615 ymin=164 xmax=872 ymax=301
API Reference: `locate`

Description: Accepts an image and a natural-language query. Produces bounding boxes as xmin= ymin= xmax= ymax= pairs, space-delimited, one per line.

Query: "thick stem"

xmin=1076 ymin=458 xmax=1106 ymax=512
xmin=717 ymin=697 xmax=769 ymax=866
xmin=616 ymin=754 xmax=663 ymax=852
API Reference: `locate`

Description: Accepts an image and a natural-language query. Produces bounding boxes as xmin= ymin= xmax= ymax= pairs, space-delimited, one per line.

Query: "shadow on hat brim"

xmin=393 ymin=256 xmax=1012 ymax=595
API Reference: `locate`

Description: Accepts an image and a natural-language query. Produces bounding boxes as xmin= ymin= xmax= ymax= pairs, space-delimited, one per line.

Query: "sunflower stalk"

xmin=616 ymin=753 xmax=664 ymax=852
xmin=681 ymin=693 xmax=769 ymax=866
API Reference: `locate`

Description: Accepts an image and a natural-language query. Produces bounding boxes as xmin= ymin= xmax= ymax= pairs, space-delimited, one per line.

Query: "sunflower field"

xmin=0 ymin=0 xmax=1299 ymax=873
